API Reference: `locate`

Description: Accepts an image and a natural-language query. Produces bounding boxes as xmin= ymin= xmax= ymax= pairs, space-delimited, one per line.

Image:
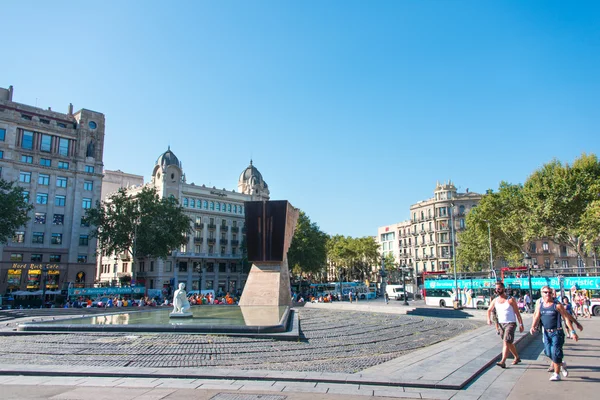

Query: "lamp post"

xmin=483 ymin=220 xmax=496 ymax=280
xmin=379 ymin=255 xmax=387 ymax=299
xmin=41 ymin=265 xmax=48 ymax=308
xmin=113 ymin=256 xmax=118 ymax=286
xmin=450 ymin=203 xmax=460 ymax=307
xmin=524 ymin=253 xmax=533 ymax=299
xmin=401 ymin=264 xmax=409 ymax=306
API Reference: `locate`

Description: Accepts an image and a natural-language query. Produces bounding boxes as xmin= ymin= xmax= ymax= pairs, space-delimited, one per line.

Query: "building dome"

xmin=239 ymin=160 xmax=268 ymax=189
xmin=155 ymin=146 xmax=181 ymax=169
xmin=238 ymin=160 xmax=270 ymax=199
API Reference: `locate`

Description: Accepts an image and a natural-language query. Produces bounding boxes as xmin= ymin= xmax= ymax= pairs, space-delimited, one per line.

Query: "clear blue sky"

xmin=3 ymin=1 xmax=599 ymax=238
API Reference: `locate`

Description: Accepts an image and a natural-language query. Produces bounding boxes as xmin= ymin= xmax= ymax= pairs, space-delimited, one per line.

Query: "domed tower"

xmin=151 ymin=147 xmax=183 ymax=200
xmin=238 ymin=160 xmax=270 ymax=200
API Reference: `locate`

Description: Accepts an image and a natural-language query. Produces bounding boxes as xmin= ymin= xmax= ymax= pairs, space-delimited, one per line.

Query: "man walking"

xmin=530 ymin=285 xmax=579 ymax=381
xmin=487 ymin=282 xmax=524 ymax=368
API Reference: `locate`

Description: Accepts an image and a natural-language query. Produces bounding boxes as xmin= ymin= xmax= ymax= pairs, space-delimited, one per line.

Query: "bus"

xmin=308 ymin=281 xmax=377 ymax=300
xmin=423 ymin=271 xmax=495 ymax=309
xmin=423 ymin=267 xmax=600 ymax=313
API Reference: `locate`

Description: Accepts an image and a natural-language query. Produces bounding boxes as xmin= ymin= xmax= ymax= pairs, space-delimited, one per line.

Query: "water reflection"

xmin=46 ymin=305 xmax=287 ymax=327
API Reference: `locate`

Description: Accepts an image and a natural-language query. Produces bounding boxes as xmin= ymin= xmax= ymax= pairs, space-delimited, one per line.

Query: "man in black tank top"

xmin=530 ymin=285 xmax=579 ymax=381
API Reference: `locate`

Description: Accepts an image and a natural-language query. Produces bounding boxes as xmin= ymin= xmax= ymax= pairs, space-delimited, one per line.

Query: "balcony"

xmin=207 ymin=238 xmax=216 ymax=245
xmin=231 ymin=227 xmax=239 ymax=233
xmin=207 ymin=224 xmax=217 ymax=230
xmin=220 ymin=225 xmax=228 ymax=231
xmin=438 ymin=226 xmax=450 ymax=231
xmin=193 ymin=237 xmax=203 ymax=243
xmin=171 ymin=251 xmax=242 ymax=260
xmin=194 ymin=223 xmax=204 ymax=229
xmin=120 ymin=254 xmax=130 ymax=261
xmin=220 ymin=239 xmax=228 ymax=245
xmin=231 ymin=239 xmax=239 ymax=246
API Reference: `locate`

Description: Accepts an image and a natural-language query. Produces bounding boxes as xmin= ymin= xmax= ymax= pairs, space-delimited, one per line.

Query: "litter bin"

xmin=453 ymin=300 xmax=463 ymax=310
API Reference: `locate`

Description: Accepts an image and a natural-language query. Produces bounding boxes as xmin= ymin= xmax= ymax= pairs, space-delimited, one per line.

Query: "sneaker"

xmin=549 ymin=373 xmax=561 ymax=381
xmin=562 ymin=362 xmax=568 ymax=378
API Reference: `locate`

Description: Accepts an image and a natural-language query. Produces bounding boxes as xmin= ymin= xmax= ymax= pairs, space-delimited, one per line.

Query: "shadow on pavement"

xmin=406 ymin=307 xmax=473 ymax=319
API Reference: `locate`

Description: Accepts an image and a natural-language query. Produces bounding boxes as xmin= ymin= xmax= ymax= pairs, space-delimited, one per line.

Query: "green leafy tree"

xmin=326 ymin=235 xmax=379 ymax=282
xmin=523 ymin=153 xmax=600 ymax=264
xmin=457 ymin=182 xmax=528 ymax=270
xmin=0 ymin=179 xmax=33 ymax=244
xmin=287 ymin=211 xmax=328 ymax=278
xmin=85 ymin=187 xmax=192 ymax=279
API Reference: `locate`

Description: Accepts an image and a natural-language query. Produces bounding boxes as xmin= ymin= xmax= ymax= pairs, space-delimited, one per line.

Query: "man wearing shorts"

xmin=487 ymin=282 xmax=524 ymax=368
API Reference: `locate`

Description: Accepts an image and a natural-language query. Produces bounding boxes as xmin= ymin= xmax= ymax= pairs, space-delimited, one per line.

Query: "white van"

xmin=386 ymin=285 xmax=413 ymax=301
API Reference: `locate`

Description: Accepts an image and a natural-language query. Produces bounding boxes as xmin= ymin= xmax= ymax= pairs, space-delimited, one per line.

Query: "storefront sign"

xmin=11 ymin=263 xmax=61 ymax=270
xmin=68 ymin=287 xmax=146 ymax=297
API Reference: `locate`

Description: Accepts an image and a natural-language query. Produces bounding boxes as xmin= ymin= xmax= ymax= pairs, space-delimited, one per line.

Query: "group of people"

xmin=487 ymin=282 xmax=584 ymax=382
xmin=187 ymin=292 xmax=236 ymax=305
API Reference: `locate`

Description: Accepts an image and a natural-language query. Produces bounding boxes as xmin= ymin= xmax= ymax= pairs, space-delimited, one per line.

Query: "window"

xmin=204 ymin=200 xmax=208 ymax=209
xmin=38 ymin=174 xmax=50 ymax=185
xmin=56 ymin=177 xmax=67 ymax=188
xmin=51 ymin=233 xmax=63 ymax=245
xmin=0 ymin=128 xmax=5 ymax=141
xmin=0 ymin=150 xmax=3 ymax=159
xmin=22 ymin=191 xmax=29 ymax=202
xmin=88 ymin=121 xmax=97 ymax=129
xmin=77 ymin=255 xmax=88 ymax=263
xmin=57 ymin=122 xmax=66 ymax=128
xmin=21 ymin=130 xmax=34 ymax=149
xmin=53 ymin=214 xmax=64 ymax=225
xmin=36 ymin=193 xmax=48 ymax=204
xmin=21 ymin=114 xmax=32 ymax=121
xmin=221 ymin=246 xmax=226 ymax=255
xmin=32 ymin=232 xmax=44 ymax=244
xmin=216 ymin=202 xmax=220 ymax=211
xmin=49 ymin=254 xmax=61 ymax=262
xmin=58 ymin=137 xmax=69 ymax=156
xmin=19 ymin=171 xmax=31 ymax=183
xmin=40 ymin=119 xmax=49 ymax=124
xmin=179 ymin=262 xmax=188 ymax=272
xmin=210 ymin=202 xmax=214 ymax=210
xmin=40 ymin=134 xmax=52 ymax=152
xmin=34 ymin=212 xmax=46 ymax=224
xmin=85 ymin=165 xmax=94 ymax=173
xmin=228 ymin=204 xmax=232 ymax=212
xmin=82 ymin=198 xmax=92 ymax=209
xmin=183 ymin=198 xmax=188 ymax=207
xmin=79 ymin=235 xmax=89 ymax=246
xmin=190 ymin=199 xmax=195 ymax=208
xmin=20 ymin=155 xmax=33 ymax=163
xmin=31 ymin=254 xmax=42 ymax=262
xmin=58 ymin=161 xmax=69 ymax=169
xmin=80 ymin=216 xmax=89 ymax=227
xmin=166 ymin=261 xmax=172 ymax=272
xmin=40 ymin=158 xmax=51 ymax=167
xmin=13 ymin=231 xmax=25 ymax=243
xmin=208 ymin=245 xmax=214 ymax=254
xmin=83 ymin=180 xmax=93 ymax=191
xmin=543 ymin=242 xmax=549 ymax=252
xmin=150 ymin=261 xmax=154 ymax=272
xmin=55 ymin=195 xmax=66 ymax=206
xmin=10 ymin=253 xmax=24 ymax=261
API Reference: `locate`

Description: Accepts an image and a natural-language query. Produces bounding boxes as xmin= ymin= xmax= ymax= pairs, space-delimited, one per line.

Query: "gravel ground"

xmin=0 ymin=308 xmax=482 ymax=373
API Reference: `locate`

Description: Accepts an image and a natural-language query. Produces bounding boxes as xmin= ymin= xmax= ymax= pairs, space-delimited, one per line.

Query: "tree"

xmin=523 ymin=153 xmax=600 ymax=264
xmin=85 ymin=187 xmax=192 ymax=279
xmin=0 ymin=179 xmax=33 ymax=244
xmin=287 ymin=211 xmax=328 ymax=278
xmin=457 ymin=182 xmax=529 ymax=270
xmin=325 ymin=235 xmax=379 ymax=282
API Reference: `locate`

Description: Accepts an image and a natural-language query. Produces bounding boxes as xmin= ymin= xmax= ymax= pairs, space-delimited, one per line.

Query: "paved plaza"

xmin=0 ymin=302 xmax=598 ymax=399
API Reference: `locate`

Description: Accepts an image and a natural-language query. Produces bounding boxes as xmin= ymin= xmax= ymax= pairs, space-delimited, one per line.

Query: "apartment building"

xmin=97 ymin=148 xmax=270 ymax=296
xmin=0 ymin=85 xmax=104 ymax=294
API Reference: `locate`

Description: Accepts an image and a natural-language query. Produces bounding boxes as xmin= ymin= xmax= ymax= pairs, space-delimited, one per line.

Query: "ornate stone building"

xmin=97 ymin=148 xmax=270 ymax=296
xmin=0 ymin=85 xmax=105 ymax=295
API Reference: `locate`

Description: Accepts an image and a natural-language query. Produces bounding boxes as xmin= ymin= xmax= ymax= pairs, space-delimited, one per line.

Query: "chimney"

xmin=8 ymin=85 xmax=13 ymax=101
xmin=68 ymin=103 xmax=73 ymax=115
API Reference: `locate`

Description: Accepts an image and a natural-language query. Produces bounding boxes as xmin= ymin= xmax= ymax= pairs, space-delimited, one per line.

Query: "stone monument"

xmin=170 ymin=282 xmax=193 ymax=318
xmin=239 ymin=200 xmax=299 ymax=306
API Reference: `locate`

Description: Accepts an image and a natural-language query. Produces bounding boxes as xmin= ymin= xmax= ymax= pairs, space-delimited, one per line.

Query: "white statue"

xmin=170 ymin=282 xmax=192 ymax=317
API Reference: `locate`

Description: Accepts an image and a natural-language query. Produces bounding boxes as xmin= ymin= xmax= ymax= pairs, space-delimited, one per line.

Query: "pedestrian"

xmin=384 ymin=292 xmax=389 ymax=304
xmin=348 ymin=291 xmax=353 ymax=303
xmin=524 ymin=291 xmax=532 ymax=314
xmin=487 ymin=281 xmax=524 ymax=368
xmin=530 ymin=285 xmax=579 ymax=381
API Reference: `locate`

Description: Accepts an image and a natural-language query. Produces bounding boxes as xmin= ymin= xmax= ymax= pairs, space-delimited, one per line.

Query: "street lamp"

xmin=401 ymin=264 xmax=409 ymax=306
xmin=524 ymin=253 xmax=533 ymax=299
xmin=113 ymin=256 xmax=118 ymax=286
xmin=41 ymin=265 xmax=48 ymax=308
xmin=450 ymin=203 xmax=460 ymax=308
xmin=379 ymin=255 xmax=387 ymax=299
xmin=483 ymin=220 xmax=496 ymax=280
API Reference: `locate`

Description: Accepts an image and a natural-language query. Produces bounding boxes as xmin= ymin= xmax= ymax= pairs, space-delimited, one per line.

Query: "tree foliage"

xmin=325 ymin=235 xmax=379 ymax=282
xmin=0 ymin=179 xmax=33 ymax=244
xmin=457 ymin=153 xmax=600 ymax=270
xmin=287 ymin=211 xmax=328 ymax=277
xmin=85 ymin=187 xmax=192 ymax=270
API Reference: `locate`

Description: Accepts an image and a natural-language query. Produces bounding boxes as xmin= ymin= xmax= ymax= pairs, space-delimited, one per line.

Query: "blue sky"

xmin=2 ymin=1 xmax=599 ymax=238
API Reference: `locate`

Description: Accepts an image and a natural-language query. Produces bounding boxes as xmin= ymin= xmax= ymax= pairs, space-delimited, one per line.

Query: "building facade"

xmin=0 ymin=85 xmax=105 ymax=294
xmin=97 ymin=149 xmax=270 ymax=296
xmin=378 ymin=181 xmax=482 ymax=279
